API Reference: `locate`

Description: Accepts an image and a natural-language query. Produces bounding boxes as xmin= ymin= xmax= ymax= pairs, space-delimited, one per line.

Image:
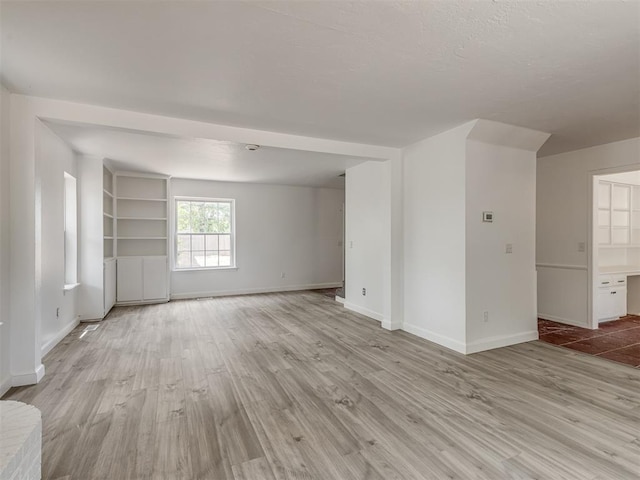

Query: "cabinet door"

xmin=597 ymin=289 xmax=614 ymax=321
xmin=103 ymin=260 xmax=116 ymax=313
xmin=611 ymin=287 xmax=627 ymax=318
xmin=143 ymin=256 xmax=167 ymax=300
xmin=117 ymin=257 xmax=143 ymax=302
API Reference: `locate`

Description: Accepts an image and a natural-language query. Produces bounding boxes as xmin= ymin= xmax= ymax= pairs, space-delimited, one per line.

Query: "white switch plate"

xmin=578 ymin=242 xmax=586 ymax=252
xmin=505 ymin=243 xmax=513 ymax=254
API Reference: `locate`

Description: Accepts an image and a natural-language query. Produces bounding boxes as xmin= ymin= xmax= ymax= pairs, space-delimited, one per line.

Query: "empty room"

xmin=0 ymin=1 xmax=639 ymax=479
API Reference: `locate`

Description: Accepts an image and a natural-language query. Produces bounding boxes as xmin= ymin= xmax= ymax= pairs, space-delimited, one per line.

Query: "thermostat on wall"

xmin=482 ymin=211 xmax=493 ymax=223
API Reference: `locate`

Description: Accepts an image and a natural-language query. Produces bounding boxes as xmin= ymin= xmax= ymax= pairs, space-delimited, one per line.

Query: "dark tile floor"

xmin=538 ymin=316 xmax=640 ymax=368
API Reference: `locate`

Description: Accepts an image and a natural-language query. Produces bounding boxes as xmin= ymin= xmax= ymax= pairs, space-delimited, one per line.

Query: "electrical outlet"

xmin=281 ymin=272 xmax=286 ymax=279
xmin=350 ymin=241 xmax=354 ymax=249
xmin=505 ymin=243 xmax=513 ymax=254
xmin=362 ymin=288 xmax=366 ymax=296
xmin=483 ymin=311 xmax=489 ymax=323
xmin=578 ymin=242 xmax=586 ymax=253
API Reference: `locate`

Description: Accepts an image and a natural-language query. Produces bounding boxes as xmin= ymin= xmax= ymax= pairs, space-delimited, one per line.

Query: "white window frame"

xmin=173 ymin=196 xmax=236 ymax=271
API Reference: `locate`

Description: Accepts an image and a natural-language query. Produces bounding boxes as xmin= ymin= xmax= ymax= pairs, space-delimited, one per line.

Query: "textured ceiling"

xmin=2 ymin=1 xmax=639 ymax=156
xmin=44 ymin=121 xmax=367 ymax=188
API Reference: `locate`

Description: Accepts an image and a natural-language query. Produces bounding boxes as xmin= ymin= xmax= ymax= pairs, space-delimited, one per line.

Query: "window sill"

xmin=63 ymin=283 xmax=80 ymax=293
xmin=173 ymin=266 xmax=238 ymax=272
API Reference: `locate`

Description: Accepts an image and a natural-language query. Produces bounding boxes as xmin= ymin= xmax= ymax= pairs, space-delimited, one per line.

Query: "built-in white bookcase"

xmin=114 ymin=172 xmax=170 ymax=304
xmin=103 ymin=166 xmax=114 ymax=258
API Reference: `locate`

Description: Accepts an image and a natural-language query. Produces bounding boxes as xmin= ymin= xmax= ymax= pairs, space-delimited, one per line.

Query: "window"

xmin=63 ymin=172 xmax=78 ymax=285
xmin=175 ymin=198 xmax=235 ymax=269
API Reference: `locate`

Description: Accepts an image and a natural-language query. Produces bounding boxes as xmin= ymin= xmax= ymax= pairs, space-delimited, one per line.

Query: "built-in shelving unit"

xmin=103 ymin=166 xmax=115 ymax=259
xmin=114 ymin=172 xmax=170 ymax=304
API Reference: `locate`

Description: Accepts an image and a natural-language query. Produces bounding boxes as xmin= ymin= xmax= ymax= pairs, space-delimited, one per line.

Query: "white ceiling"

xmin=2 ymin=1 xmax=639 ymax=157
xmin=44 ymin=121 xmax=368 ymax=188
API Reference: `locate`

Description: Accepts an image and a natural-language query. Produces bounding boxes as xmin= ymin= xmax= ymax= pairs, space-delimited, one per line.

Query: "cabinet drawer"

xmin=598 ymin=275 xmax=613 ymax=288
xmin=612 ymin=274 xmax=627 ymax=287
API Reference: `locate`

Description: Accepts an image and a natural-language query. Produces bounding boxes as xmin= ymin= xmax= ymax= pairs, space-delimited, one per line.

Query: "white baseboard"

xmin=171 ymin=282 xmax=342 ymax=301
xmin=0 ymin=375 xmax=11 ymax=397
xmin=41 ymin=317 xmax=80 ymax=357
xmin=538 ymin=313 xmax=591 ymax=329
xmin=343 ymin=302 xmax=383 ymax=322
xmin=334 ymin=296 xmax=345 ymax=304
xmin=78 ymin=312 xmax=103 ymax=322
xmin=465 ymin=330 xmax=539 ymax=354
xmin=402 ymin=322 xmax=466 ymax=354
xmin=381 ymin=318 xmax=402 ymax=331
xmin=11 ymin=364 xmax=45 ymax=388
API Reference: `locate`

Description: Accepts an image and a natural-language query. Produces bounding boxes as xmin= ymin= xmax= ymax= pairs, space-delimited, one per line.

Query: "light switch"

xmin=578 ymin=242 xmax=586 ymax=252
xmin=505 ymin=243 xmax=513 ymax=254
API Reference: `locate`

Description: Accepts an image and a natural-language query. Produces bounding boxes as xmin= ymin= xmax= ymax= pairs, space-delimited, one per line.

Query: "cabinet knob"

xmin=611 ymin=291 xmax=617 ymax=294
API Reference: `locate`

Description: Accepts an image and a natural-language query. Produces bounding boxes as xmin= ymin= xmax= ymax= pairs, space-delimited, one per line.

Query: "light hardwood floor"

xmin=4 ymin=291 xmax=640 ymax=479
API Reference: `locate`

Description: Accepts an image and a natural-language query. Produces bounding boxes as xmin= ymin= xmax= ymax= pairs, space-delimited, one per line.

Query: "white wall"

xmin=344 ymin=161 xmax=390 ymax=321
xmin=402 ymin=124 xmax=473 ymax=352
xmin=0 ymin=85 xmax=11 ymax=395
xmin=170 ymin=179 xmax=344 ymax=298
xmin=465 ymin=140 xmax=538 ymax=352
xmin=537 ymin=137 xmax=640 ymax=326
xmin=78 ymin=155 xmax=106 ymax=320
xmin=35 ymin=122 xmax=79 ymax=355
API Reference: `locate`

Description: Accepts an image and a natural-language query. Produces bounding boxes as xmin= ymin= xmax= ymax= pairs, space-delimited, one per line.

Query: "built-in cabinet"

xmin=103 ymin=167 xmax=116 ymax=315
xmin=597 ymin=274 xmax=627 ymax=321
xmin=596 ymin=179 xmax=640 ymax=322
xmin=114 ymin=172 xmax=170 ymax=305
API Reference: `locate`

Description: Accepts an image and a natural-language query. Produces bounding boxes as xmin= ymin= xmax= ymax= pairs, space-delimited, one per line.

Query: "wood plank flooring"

xmin=4 ymin=290 xmax=640 ymax=479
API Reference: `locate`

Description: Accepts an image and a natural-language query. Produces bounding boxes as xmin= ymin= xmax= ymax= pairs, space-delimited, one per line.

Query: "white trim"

xmin=334 ymin=296 xmax=345 ymax=304
xmin=11 ymin=364 xmax=45 ymax=388
xmin=77 ymin=313 xmax=103 ymax=322
xmin=465 ymin=330 xmax=539 ymax=354
xmin=41 ymin=317 xmax=80 ymax=357
xmin=173 ymin=266 xmax=239 ymax=272
xmin=402 ymin=323 xmax=466 ymax=354
xmin=115 ymin=298 xmax=170 ymax=306
xmin=0 ymin=376 xmax=11 ymax=397
xmin=343 ymin=302 xmax=384 ymax=322
xmin=537 ymin=313 xmax=592 ymax=329
xmin=536 ymin=263 xmax=588 ymax=271
xmin=381 ymin=318 xmax=402 ymax=331
xmin=171 ymin=282 xmax=342 ymax=300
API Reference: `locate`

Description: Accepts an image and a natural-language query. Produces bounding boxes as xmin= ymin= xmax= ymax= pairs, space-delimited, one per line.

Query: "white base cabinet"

xmin=597 ymin=274 xmax=627 ymax=322
xmin=117 ymin=256 xmax=168 ymax=304
xmin=103 ymin=258 xmax=116 ymax=314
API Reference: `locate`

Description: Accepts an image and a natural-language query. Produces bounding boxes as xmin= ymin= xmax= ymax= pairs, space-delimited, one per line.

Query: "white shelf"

xmin=118 ymin=217 xmax=167 ymax=221
xmin=103 ymin=189 xmax=114 ymax=198
xmin=117 ymin=197 xmax=167 ymax=202
xmin=104 ymin=236 xmax=114 ymax=240
xmin=103 ymin=212 xmax=114 ymax=219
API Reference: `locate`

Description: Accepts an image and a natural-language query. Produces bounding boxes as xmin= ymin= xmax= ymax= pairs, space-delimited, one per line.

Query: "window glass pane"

xmin=219 ymin=234 xmax=231 ymax=250
xmin=218 ymin=203 xmax=231 ymax=233
xmin=177 ymin=234 xmax=191 ymax=252
xmin=219 ymin=251 xmax=231 ymax=266
xmin=176 ymin=199 xmax=234 ymax=268
xmin=204 ymin=202 xmax=216 ymax=233
xmin=191 ymin=202 xmax=206 ymax=233
xmin=176 ymin=252 xmax=191 ymax=268
xmin=177 ymin=202 xmax=190 ymax=233
xmin=205 ymin=252 xmax=219 ymax=267
xmin=191 ymin=234 xmax=205 ymax=251
xmin=191 ymin=251 xmax=206 ymax=268
xmin=205 ymin=234 xmax=219 ymax=251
